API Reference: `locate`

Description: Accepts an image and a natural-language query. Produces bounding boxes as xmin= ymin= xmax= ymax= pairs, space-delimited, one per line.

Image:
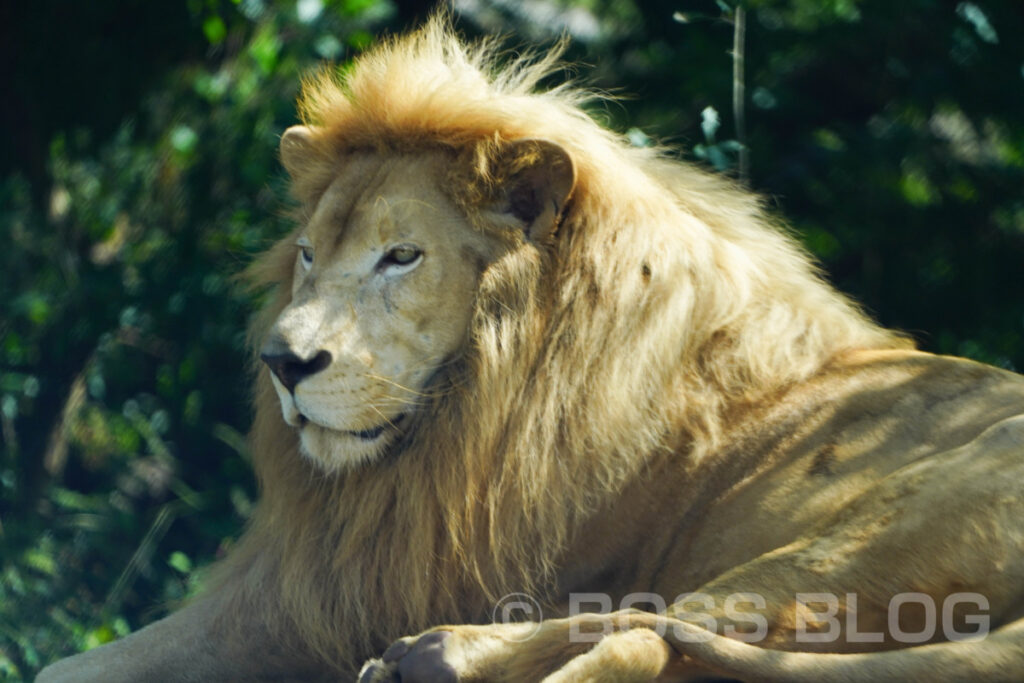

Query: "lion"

xmin=39 ymin=15 xmax=1024 ymax=682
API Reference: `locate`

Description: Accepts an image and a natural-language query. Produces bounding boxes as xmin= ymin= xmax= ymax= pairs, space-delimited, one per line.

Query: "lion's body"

xmin=561 ymin=349 xmax=1024 ymax=611
xmin=40 ymin=16 xmax=1024 ymax=683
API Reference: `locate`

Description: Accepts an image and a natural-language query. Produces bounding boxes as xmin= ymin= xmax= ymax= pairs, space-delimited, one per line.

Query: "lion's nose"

xmin=260 ymin=348 xmax=332 ymax=394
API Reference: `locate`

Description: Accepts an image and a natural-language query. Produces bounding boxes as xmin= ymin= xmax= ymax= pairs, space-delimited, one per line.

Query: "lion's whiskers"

xmin=363 ymin=373 xmax=435 ymax=398
xmin=366 ymin=404 xmax=400 ymax=430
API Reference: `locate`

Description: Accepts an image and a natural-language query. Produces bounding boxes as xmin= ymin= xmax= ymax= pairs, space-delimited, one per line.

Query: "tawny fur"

xmin=222 ymin=15 xmax=908 ymax=674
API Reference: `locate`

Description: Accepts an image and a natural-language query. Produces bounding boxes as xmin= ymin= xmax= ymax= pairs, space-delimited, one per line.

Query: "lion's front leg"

xmin=358 ymin=620 xmax=588 ymax=682
xmin=358 ymin=612 xmax=693 ymax=683
xmin=38 ymin=575 xmax=335 ymax=682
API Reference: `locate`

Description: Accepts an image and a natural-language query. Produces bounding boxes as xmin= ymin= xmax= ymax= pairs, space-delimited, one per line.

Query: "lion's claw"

xmin=357 ymin=658 xmax=394 ymax=683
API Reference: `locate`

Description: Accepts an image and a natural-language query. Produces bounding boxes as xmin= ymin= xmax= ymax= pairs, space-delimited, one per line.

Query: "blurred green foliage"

xmin=1 ymin=0 xmax=1022 ymax=679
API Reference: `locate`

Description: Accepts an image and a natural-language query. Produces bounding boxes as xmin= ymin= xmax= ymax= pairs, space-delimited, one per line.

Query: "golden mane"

xmin=224 ymin=15 xmax=909 ymax=674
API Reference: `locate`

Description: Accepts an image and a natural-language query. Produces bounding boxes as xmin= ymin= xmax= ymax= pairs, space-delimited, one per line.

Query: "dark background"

xmin=2 ymin=0 xmax=1022 ymax=677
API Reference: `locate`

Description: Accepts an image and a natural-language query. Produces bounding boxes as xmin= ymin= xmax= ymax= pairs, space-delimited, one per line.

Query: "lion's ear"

xmin=280 ymin=125 xmax=318 ymax=180
xmin=497 ymin=139 xmax=576 ymax=242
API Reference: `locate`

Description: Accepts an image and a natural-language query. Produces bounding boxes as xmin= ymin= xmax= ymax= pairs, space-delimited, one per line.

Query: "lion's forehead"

xmin=307 ymin=151 xmax=463 ymax=251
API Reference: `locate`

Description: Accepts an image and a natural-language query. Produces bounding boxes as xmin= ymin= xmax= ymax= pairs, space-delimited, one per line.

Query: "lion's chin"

xmin=296 ymin=419 xmax=399 ymax=471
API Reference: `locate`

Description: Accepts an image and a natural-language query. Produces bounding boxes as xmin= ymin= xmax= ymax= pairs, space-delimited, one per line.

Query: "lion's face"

xmin=265 ymin=128 xmax=575 ymax=471
xmin=262 ymin=149 xmax=504 ymax=470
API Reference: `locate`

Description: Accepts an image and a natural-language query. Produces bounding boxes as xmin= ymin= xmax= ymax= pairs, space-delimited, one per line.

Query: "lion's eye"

xmin=299 ymin=246 xmax=314 ymax=270
xmin=379 ymin=245 xmax=423 ymax=270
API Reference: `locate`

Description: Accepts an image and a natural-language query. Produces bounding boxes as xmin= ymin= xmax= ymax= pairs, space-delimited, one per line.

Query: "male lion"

xmin=41 ymin=16 xmax=1024 ymax=683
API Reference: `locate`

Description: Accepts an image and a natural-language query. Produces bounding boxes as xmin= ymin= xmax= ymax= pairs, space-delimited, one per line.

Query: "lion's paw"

xmin=359 ymin=631 xmax=457 ymax=683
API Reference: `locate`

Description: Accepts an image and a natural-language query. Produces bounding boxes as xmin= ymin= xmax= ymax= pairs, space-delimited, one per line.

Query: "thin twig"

xmin=104 ymin=503 xmax=178 ymax=613
xmin=732 ymin=4 xmax=749 ymax=183
xmin=43 ymin=368 xmax=88 ymax=477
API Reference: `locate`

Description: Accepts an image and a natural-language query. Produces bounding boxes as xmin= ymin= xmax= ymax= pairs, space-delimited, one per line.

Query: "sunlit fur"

xmin=221 ymin=15 xmax=908 ymax=675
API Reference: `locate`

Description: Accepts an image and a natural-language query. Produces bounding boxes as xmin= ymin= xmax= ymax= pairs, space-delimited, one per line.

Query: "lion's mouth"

xmin=349 ymin=413 xmax=406 ymax=440
xmin=298 ymin=413 xmax=406 ymax=440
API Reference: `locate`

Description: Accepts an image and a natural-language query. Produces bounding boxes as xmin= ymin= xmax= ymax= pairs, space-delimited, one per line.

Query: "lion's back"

xmin=635 ymin=349 xmax=1024 ymax=600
